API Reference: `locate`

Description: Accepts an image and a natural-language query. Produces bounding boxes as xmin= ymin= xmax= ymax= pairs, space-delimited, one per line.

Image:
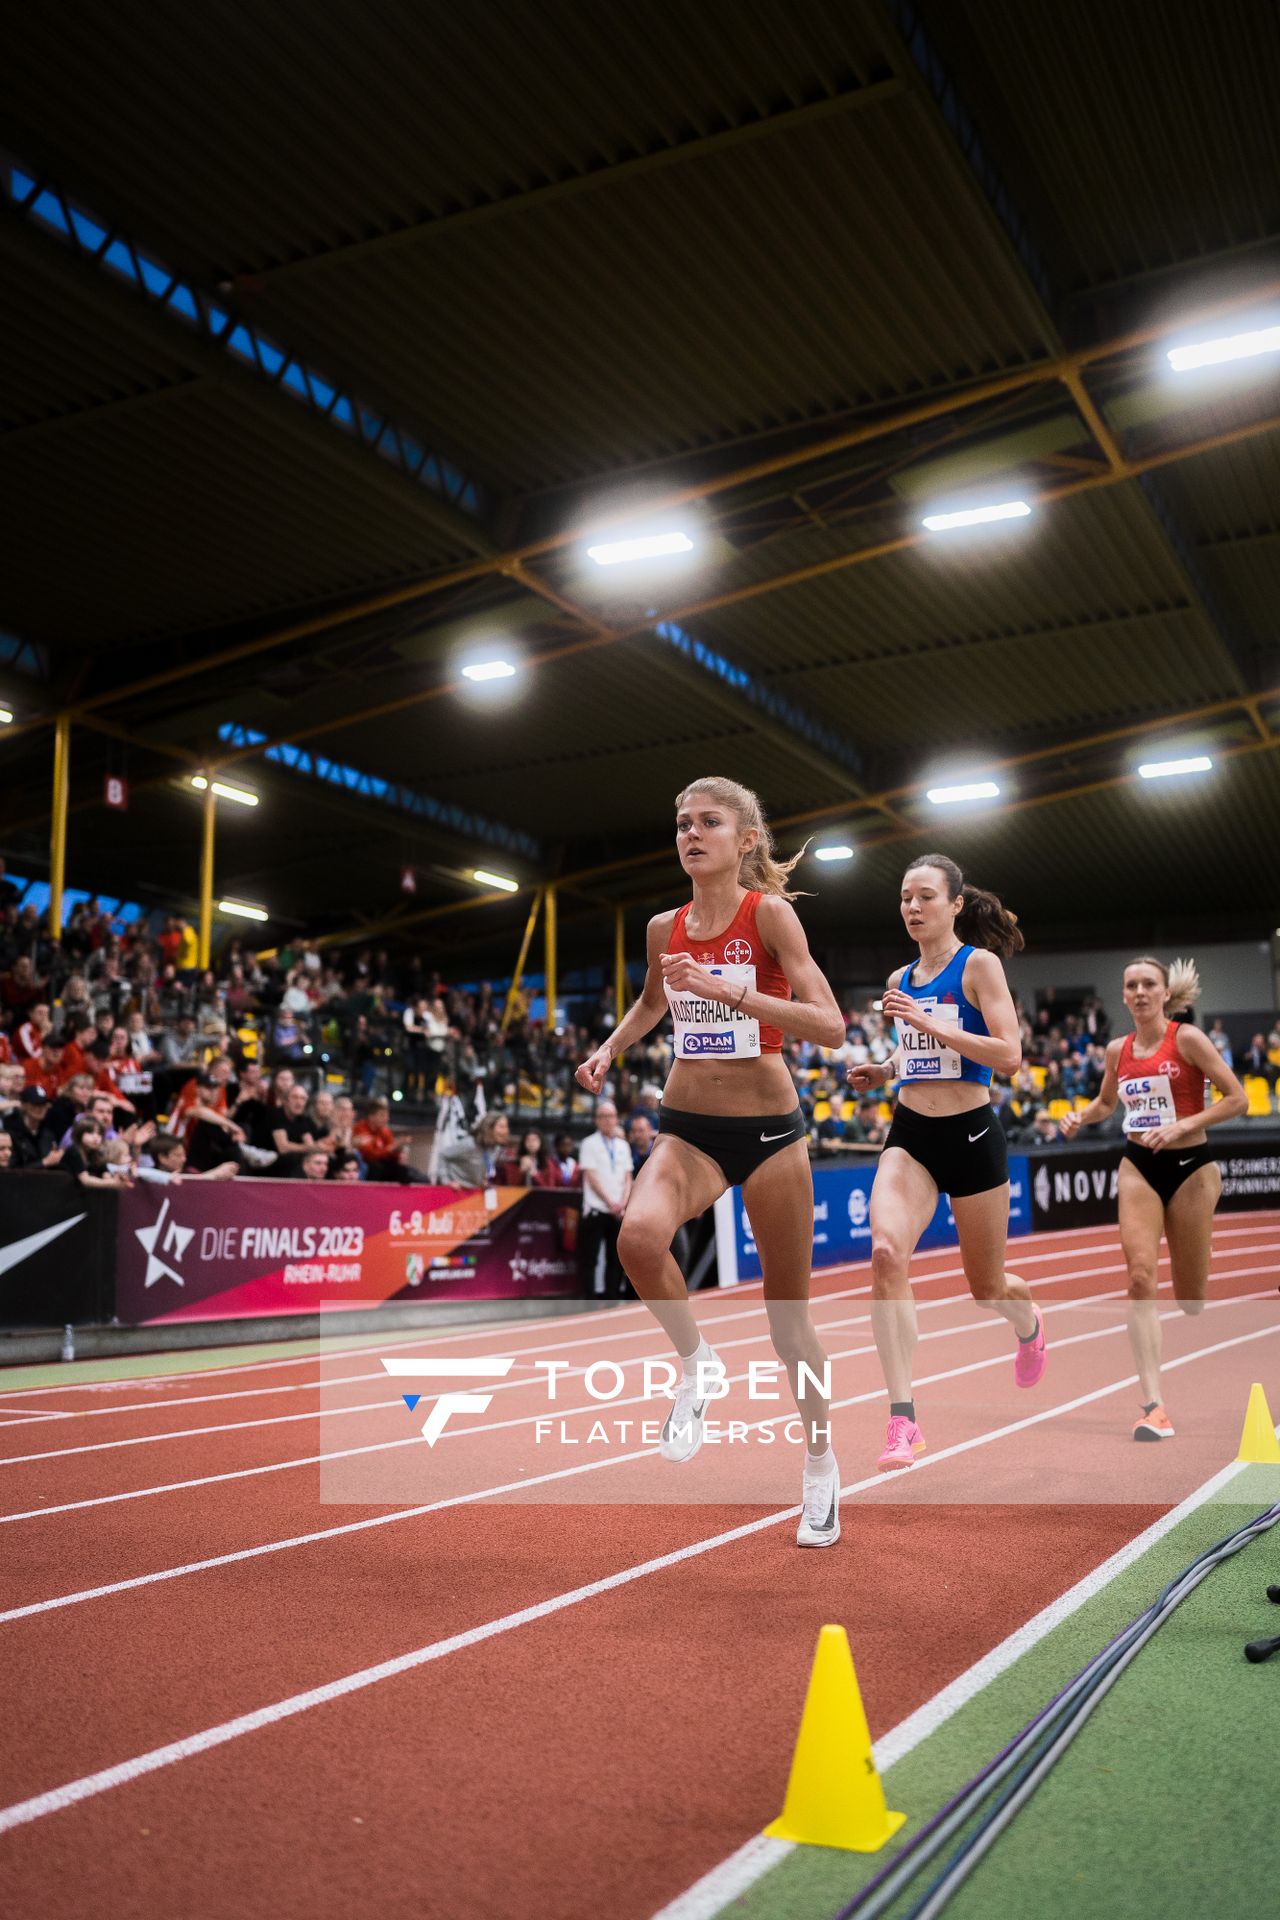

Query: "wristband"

xmin=734 ymin=980 xmax=750 ymax=1010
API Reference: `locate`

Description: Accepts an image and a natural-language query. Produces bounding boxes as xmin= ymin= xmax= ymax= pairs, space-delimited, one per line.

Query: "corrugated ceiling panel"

xmin=0 ymin=386 xmax=466 ymax=643
xmin=925 ymin=0 xmax=1280 ymax=289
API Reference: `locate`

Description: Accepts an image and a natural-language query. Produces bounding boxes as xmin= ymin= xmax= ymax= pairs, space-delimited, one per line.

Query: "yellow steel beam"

xmin=198 ymin=782 xmax=216 ymax=971
xmin=48 ymin=714 xmax=71 ymax=938
xmin=544 ymin=883 xmax=558 ymax=1036
xmin=500 ymin=885 xmax=544 ymax=1033
xmin=4 ymin=277 xmax=1271 ymax=745
xmin=204 ymin=402 xmax=1280 ymax=779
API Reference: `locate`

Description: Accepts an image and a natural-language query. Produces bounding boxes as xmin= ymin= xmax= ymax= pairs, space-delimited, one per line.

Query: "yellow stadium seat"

xmin=1246 ymin=1076 xmax=1273 ymax=1117
xmin=1030 ymin=1066 xmax=1047 ymax=1091
xmin=813 ymin=1100 xmax=831 ymax=1123
xmin=1047 ymin=1099 xmax=1071 ymax=1120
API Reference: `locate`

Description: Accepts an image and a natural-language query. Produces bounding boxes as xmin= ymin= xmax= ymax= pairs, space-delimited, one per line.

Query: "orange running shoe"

xmin=1133 ymin=1404 xmax=1175 ymax=1441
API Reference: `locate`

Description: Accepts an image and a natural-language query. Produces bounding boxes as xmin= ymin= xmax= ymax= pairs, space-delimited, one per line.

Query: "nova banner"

xmin=115 ymin=1179 xmax=582 ymax=1325
xmin=1027 ymin=1135 xmax=1280 ymax=1230
xmin=714 ymin=1154 xmax=1031 ymax=1284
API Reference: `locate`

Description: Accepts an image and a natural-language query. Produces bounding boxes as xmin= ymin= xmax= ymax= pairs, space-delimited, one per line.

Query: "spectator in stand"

xmin=1240 ymin=1033 xmax=1277 ymax=1087
xmin=12 ymin=1001 xmax=53 ymax=1064
xmin=0 ymin=1061 xmax=26 ymax=1119
xmin=989 ymin=1081 xmax=1019 ymax=1141
xmin=174 ymin=1066 xmax=247 ymax=1170
xmin=1 ymin=955 xmax=46 ymax=1023
xmin=854 ymin=1097 xmax=889 ymax=1147
xmin=85 ymin=1005 xmax=116 ymax=1062
xmin=136 ymin=1133 xmax=237 ymax=1184
xmin=298 ymin=1145 xmax=331 ymax=1183
xmin=269 ymin=1005 xmax=307 ymax=1065
xmin=627 ymin=1113 xmax=655 ymax=1174
xmin=25 ymin=1035 xmax=69 ymax=1098
xmin=309 ymin=1087 xmax=337 ymax=1136
xmin=355 ymin=1096 xmax=419 ymax=1183
xmin=94 ymin=1027 xmax=143 ymax=1120
xmin=577 ymin=1100 xmax=631 ymax=1298
xmin=175 ymin=916 xmax=199 ymax=976
xmin=537 ymin=1133 xmax=581 ymax=1190
xmin=472 ymin=1113 xmax=516 ymax=1186
xmin=1208 ymin=1019 xmax=1234 ymax=1069
xmin=59 ymin=1115 xmax=117 ymax=1189
xmin=47 ymin=1071 xmax=96 ymax=1142
xmin=330 ymin=1148 xmax=362 ymax=1182
xmin=329 ymin=1093 xmax=363 ymax=1172
xmin=0 ymin=1129 xmax=12 ymax=1170
xmin=271 ymin=1083 xmax=334 ymax=1173
xmin=6 ymin=1086 xmax=62 ymax=1168
xmin=507 ymin=1127 xmax=551 ymax=1188
xmin=402 ymin=994 xmax=432 ymax=1102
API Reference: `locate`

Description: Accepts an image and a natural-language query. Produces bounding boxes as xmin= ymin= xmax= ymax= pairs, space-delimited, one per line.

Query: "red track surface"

xmin=0 ymin=1215 xmax=1277 ymax=1920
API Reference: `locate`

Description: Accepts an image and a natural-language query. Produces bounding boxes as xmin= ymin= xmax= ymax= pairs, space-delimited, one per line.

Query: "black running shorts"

xmin=882 ymin=1101 xmax=1009 ymax=1198
xmin=1121 ymin=1140 xmax=1212 ymax=1207
xmin=657 ymin=1104 xmax=807 ymax=1189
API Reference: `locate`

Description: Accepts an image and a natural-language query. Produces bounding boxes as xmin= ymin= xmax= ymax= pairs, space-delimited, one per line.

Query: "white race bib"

xmin=1119 ymin=1073 xmax=1176 ymax=1133
xmin=897 ymin=999 xmax=962 ymax=1080
xmin=667 ymin=964 xmax=760 ymax=1061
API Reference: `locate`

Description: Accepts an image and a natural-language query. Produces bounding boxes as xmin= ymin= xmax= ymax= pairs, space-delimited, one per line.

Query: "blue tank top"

xmin=893 ymin=944 xmax=993 ymax=1088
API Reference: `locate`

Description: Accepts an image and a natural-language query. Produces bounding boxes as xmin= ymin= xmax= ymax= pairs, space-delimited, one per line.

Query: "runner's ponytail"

xmin=905 ymin=854 xmax=1024 ymax=958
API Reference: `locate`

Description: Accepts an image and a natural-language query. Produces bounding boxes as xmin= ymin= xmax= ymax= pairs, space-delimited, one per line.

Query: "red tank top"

xmin=1116 ymin=1021 xmax=1205 ymax=1123
xmin=667 ymin=890 xmax=790 ymax=1052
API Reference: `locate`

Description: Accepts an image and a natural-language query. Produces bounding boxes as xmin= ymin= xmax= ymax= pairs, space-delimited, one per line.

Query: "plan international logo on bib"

xmin=682 ymin=1030 xmax=737 ymax=1056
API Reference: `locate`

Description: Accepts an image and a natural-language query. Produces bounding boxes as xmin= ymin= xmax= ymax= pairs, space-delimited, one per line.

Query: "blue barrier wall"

xmin=714 ymin=1154 xmax=1030 ymax=1285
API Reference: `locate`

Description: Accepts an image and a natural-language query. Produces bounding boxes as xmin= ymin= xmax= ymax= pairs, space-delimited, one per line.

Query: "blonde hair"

xmin=1125 ymin=955 xmax=1201 ymax=1015
xmin=675 ymin=776 xmax=811 ymax=900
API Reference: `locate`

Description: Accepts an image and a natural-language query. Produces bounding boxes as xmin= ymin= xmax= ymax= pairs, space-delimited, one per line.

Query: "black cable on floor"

xmin=834 ymin=1500 xmax=1280 ymax=1920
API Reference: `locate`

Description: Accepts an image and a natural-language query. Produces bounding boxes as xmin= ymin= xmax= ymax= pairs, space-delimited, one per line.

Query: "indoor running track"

xmin=0 ymin=1213 xmax=1276 ymax=1920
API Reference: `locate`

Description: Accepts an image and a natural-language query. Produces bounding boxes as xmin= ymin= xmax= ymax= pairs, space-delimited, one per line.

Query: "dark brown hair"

xmin=903 ymin=853 xmax=1025 ymax=959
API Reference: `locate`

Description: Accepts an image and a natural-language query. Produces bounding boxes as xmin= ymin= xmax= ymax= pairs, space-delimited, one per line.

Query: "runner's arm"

xmin=576 ymin=913 xmax=677 ymax=1092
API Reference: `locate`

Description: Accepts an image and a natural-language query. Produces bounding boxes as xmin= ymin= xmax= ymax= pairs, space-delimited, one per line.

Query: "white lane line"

xmin=650 ymin=1447 xmax=1261 ymax=1920
xmin=4 ymin=1253 xmax=1273 ymax=1471
xmin=2 ymin=1217 xmax=1272 ymax=1415
xmin=2 ymin=1300 xmax=1272 ymax=1609
xmin=1 ymin=1277 xmax=1271 ymax=1522
xmin=3 ymin=1217 xmax=1274 ymax=1427
xmin=0 ymin=1218 xmax=1201 ymax=1409
xmin=2 ymin=1322 xmax=1274 ymax=1837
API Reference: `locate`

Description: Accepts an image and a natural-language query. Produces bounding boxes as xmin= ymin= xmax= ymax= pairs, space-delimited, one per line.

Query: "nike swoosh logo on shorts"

xmin=760 ymin=1128 xmax=796 ymax=1142
xmin=1178 ymin=1157 xmax=1194 ymax=1165
xmin=968 ymin=1128 xmax=989 ymax=1142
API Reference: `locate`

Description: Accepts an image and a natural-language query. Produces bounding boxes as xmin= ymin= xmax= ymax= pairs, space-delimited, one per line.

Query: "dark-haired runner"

xmin=848 ymin=854 xmax=1045 ymax=1470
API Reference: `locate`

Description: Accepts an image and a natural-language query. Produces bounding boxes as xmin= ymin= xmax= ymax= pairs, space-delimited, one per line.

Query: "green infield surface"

xmin=666 ymin=1464 xmax=1280 ymax=1920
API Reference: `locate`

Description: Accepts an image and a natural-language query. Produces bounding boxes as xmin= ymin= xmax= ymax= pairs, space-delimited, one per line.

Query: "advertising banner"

xmin=1028 ymin=1135 xmax=1280 ymax=1230
xmin=115 ymin=1180 xmax=582 ymax=1325
xmin=714 ymin=1154 xmax=1030 ymax=1284
xmin=0 ymin=1174 xmax=117 ymax=1325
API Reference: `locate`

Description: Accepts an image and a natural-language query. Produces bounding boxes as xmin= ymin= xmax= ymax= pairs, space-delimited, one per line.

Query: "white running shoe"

xmin=796 ymin=1453 xmax=842 ymax=1548
xmin=659 ymin=1347 xmax=719 ymax=1463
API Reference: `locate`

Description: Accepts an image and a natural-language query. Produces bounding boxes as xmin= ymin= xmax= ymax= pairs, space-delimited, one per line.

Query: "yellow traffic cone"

xmin=1237 ymin=1383 xmax=1280 ymax=1464
xmin=763 ymin=1625 xmax=906 ymax=1852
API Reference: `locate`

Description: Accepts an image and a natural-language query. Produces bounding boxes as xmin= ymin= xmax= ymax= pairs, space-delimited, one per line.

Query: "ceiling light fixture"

xmin=927 ymin=780 xmax=1001 ymax=805
xmin=191 ymin=775 xmax=259 ymax=806
xmin=1166 ymin=324 xmax=1280 ymax=373
xmin=586 ymin=531 xmax=694 ymax=565
xmin=217 ymin=899 xmax=269 ymax=921
xmin=813 ymin=845 xmax=854 ymax=863
xmin=472 ymin=868 xmax=519 ymax=893
xmin=1137 ymin=755 xmax=1213 ymax=780
xmin=0 ymin=706 xmax=13 ymax=725
xmin=922 ymin=500 xmax=1032 ymax=533
xmin=461 ymin=660 xmax=517 ymax=682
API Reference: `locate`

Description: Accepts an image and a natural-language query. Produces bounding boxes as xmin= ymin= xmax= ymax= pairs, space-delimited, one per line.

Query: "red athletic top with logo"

xmin=666 ymin=890 xmax=790 ymax=1053
xmin=1116 ymin=1022 xmax=1205 ymax=1122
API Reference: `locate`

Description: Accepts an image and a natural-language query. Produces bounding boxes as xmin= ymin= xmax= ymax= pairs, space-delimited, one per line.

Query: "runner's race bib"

xmin=667 ymin=964 xmax=760 ymax=1060
xmin=1119 ymin=1073 xmax=1176 ymax=1133
xmin=897 ymin=999 xmax=962 ymax=1080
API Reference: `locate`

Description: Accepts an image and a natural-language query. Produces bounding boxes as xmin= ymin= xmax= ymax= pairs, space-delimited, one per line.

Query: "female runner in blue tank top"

xmin=847 ymin=854 xmax=1046 ymax=1471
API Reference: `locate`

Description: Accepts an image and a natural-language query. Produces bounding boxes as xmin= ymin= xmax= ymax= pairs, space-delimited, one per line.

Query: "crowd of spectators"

xmin=3 ymin=869 xmax=1278 ymax=1189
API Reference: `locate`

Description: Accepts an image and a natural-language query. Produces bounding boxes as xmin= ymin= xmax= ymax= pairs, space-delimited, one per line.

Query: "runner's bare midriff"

xmin=666 ymin=1053 xmax=798 ymax=1116
xmin=898 ymin=1082 xmax=992 ymax=1119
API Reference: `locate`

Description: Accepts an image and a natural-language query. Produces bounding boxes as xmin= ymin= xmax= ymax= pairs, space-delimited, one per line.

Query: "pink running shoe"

xmin=877 ymin=1414 xmax=926 ymax=1471
xmin=1014 ymin=1311 xmax=1047 ymax=1388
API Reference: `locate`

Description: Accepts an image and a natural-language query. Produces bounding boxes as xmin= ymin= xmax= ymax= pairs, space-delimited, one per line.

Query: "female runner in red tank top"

xmin=1060 ymin=957 xmax=1245 ymax=1439
xmin=576 ymin=777 xmax=847 ymax=1548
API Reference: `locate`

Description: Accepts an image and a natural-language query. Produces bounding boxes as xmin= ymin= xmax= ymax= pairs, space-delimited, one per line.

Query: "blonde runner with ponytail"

xmin=673 ymin=777 xmax=811 ymax=901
